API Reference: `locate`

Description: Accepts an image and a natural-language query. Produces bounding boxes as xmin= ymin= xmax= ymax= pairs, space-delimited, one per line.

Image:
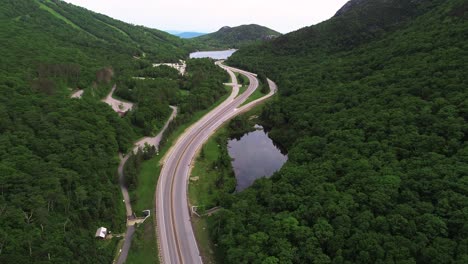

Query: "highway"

xmin=156 ymin=62 xmax=277 ymax=264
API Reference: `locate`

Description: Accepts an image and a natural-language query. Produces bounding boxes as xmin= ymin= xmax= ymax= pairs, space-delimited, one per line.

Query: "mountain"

xmin=1 ymin=0 xmax=193 ymax=96
xmin=334 ymin=0 xmax=368 ymax=16
xmin=210 ymin=0 xmax=468 ymax=263
xmin=192 ymin=24 xmax=281 ymax=49
xmin=2 ymin=0 xmax=188 ymax=73
xmin=241 ymin=0 xmax=439 ymax=58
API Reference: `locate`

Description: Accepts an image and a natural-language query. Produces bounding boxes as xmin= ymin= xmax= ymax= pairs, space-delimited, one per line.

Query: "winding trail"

xmin=156 ymin=62 xmax=277 ymax=264
xmin=115 ymin=106 xmax=178 ymax=264
xmin=102 ymin=85 xmax=134 ymax=115
xmin=132 ymin=106 xmax=178 ymax=153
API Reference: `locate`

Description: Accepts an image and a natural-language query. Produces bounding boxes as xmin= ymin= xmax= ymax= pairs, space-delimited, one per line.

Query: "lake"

xmin=228 ymin=125 xmax=288 ymax=192
xmin=189 ymin=49 xmax=237 ymax=60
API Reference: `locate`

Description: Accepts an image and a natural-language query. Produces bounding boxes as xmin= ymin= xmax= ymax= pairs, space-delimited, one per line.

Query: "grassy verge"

xmin=189 ymin=127 xmax=235 ymax=209
xmin=131 ymin=155 xmax=162 ymax=213
xmin=112 ymin=239 xmax=125 ymax=263
xmin=192 ymin=217 xmax=218 ymax=264
xmin=241 ymin=81 xmax=266 ymax=106
xmin=126 ymin=220 xmax=159 ymax=264
xmin=188 ymin=127 xmax=234 ymax=264
xmin=125 ymin=85 xmax=232 ymax=263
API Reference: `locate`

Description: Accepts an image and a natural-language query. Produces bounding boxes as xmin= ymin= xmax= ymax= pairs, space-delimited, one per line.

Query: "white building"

xmin=95 ymin=227 xmax=107 ymax=239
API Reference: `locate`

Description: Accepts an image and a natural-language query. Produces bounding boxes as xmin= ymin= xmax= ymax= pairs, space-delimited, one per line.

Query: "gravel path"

xmin=132 ymin=106 xmax=178 ymax=154
xmin=102 ymin=85 xmax=134 ymax=114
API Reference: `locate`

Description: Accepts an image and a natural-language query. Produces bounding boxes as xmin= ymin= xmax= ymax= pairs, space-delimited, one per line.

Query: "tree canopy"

xmin=0 ymin=0 xmax=229 ymax=262
xmin=213 ymin=0 xmax=468 ymax=263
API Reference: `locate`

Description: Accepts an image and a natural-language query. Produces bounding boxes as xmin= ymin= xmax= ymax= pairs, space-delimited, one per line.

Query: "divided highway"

xmin=156 ymin=62 xmax=277 ymax=264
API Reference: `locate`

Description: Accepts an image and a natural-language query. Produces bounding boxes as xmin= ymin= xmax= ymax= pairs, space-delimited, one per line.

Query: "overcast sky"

xmin=63 ymin=0 xmax=349 ymax=33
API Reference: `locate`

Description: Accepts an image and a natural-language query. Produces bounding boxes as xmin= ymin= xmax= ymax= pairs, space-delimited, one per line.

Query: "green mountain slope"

xmin=212 ymin=0 xmax=468 ymax=263
xmin=192 ymin=24 xmax=281 ymax=49
xmin=0 ymin=0 xmax=191 ymax=263
xmin=33 ymin=0 xmax=189 ymax=61
xmin=1 ymin=0 xmax=187 ymax=86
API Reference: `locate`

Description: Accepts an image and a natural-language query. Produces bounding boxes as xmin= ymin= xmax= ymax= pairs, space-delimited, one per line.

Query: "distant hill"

xmin=177 ymin=32 xmax=207 ymax=39
xmin=192 ymin=24 xmax=281 ymax=49
xmin=166 ymin=30 xmax=207 ymax=39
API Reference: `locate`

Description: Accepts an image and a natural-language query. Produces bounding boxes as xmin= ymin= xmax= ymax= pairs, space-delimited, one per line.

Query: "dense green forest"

xmin=116 ymin=74 xmax=179 ymax=136
xmin=179 ymin=59 xmax=230 ymax=113
xmin=0 ymin=0 xmax=229 ymax=262
xmin=122 ymin=58 xmax=230 ymax=192
xmin=192 ymin=24 xmax=281 ymax=50
xmin=157 ymin=59 xmax=231 ymax=150
xmin=211 ymin=0 xmax=468 ymax=263
xmin=0 ymin=83 xmax=134 ymax=263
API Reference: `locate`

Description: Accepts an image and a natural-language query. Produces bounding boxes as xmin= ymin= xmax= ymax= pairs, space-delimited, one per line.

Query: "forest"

xmin=2 ymin=0 xmax=467 ymax=263
xmin=0 ymin=82 xmax=135 ymax=263
xmin=121 ymin=59 xmax=230 ymax=193
xmin=0 ymin=0 xmax=228 ymax=262
xmin=211 ymin=0 xmax=468 ymax=263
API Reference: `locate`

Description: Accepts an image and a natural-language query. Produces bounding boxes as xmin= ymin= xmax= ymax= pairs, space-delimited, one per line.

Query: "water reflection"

xmin=228 ymin=125 xmax=288 ymax=192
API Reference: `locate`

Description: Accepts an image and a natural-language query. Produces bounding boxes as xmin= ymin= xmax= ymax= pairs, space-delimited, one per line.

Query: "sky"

xmin=64 ymin=0 xmax=349 ymax=34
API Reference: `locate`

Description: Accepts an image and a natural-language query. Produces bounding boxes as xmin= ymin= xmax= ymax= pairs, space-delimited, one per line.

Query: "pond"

xmin=228 ymin=125 xmax=288 ymax=192
xmin=189 ymin=49 xmax=237 ymax=60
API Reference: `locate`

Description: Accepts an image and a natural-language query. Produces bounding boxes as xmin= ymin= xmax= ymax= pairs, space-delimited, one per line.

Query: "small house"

xmin=95 ymin=227 xmax=107 ymax=239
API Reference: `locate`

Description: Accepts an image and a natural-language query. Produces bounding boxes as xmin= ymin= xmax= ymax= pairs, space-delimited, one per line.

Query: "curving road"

xmin=156 ymin=62 xmax=277 ymax=264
